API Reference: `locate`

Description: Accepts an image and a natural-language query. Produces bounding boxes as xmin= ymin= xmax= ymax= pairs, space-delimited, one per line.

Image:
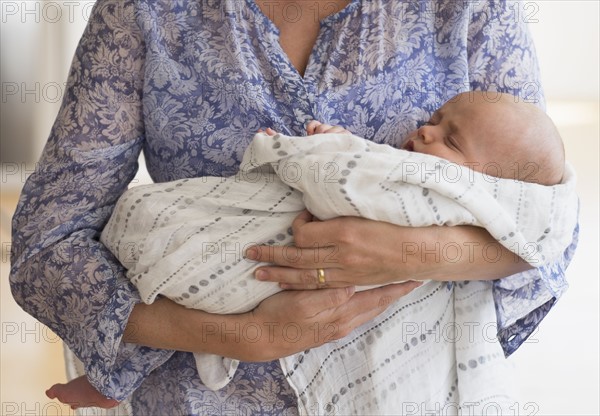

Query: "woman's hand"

xmin=124 ymin=282 xmax=421 ymax=362
xmin=245 ymin=210 xmax=532 ymax=289
xmin=234 ymin=281 xmax=421 ymax=361
xmin=246 ymin=210 xmax=412 ymax=289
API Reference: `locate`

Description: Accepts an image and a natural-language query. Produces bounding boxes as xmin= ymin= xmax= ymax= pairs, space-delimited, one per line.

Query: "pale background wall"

xmin=1 ymin=1 xmax=598 ymax=415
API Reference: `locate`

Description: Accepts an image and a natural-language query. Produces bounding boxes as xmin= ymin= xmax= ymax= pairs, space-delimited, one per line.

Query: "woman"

xmin=10 ymin=0 xmax=577 ymax=414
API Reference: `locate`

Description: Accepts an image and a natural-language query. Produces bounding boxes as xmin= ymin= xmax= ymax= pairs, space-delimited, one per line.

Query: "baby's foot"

xmin=46 ymin=375 xmax=119 ymax=410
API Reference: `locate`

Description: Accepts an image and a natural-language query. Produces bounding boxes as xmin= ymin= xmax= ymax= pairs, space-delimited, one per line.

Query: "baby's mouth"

xmin=402 ymin=140 xmax=415 ymax=152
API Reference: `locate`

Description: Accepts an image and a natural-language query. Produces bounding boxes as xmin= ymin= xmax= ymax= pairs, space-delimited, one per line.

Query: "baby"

xmin=46 ymin=91 xmax=571 ymax=409
xmin=401 ymin=91 xmax=564 ymax=185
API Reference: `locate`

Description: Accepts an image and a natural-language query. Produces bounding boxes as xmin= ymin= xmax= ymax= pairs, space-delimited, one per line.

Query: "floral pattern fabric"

xmin=10 ymin=0 xmax=578 ymax=413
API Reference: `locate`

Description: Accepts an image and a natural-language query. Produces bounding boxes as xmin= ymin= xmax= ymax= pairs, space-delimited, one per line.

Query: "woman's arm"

xmin=9 ymin=0 xmax=174 ymax=402
xmin=406 ymin=225 xmax=532 ymax=281
xmin=124 ymin=281 xmax=421 ymax=362
xmin=467 ymin=0 xmax=578 ymax=355
xmin=246 ymin=211 xmax=530 ymax=288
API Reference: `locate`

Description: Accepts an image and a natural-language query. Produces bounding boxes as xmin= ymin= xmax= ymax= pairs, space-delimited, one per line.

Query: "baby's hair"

xmin=506 ymin=97 xmax=565 ymax=186
xmin=457 ymin=91 xmax=565 ymax=186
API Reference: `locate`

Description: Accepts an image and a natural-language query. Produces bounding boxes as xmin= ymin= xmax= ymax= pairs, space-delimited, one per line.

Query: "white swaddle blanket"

xmin=101 ymin=132 xmax=577 ymax=410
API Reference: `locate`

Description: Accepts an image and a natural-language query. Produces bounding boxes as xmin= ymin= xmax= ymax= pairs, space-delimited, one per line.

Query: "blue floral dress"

xmin=10 ymin=0 xmax=578 ymax=414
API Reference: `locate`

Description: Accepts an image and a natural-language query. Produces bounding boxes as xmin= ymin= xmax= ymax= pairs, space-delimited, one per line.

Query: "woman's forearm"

xmin=403 ymin=225 xmax=532 ymax=282
xmin=121 ymin=297 xmax=293 ymax=362
xmin=247 ymin=215 xmax=533 ymax=288
xmin=123 ymin=298 xmax=250 ymax=359
xmin=123 ymin=281 xmax=422 ymax=362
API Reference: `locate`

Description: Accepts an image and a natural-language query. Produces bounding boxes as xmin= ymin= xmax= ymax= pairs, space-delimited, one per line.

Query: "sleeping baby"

xmin=47 ymin=91 xmax=577 ymax=409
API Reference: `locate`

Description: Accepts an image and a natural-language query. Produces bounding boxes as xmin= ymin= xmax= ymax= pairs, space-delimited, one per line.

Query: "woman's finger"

xmin=313 ymin=282 xmax=422 ymax=343
xmin=333 ymin=282 xmax=423 ymax=335
xmin=290 ymin=209 xmax=314 ymax=234
xmin=290 ymin=209 xmax=332 ymax=248
xmin=244 ymin=210 xmax=339 ymax=268
xmin=305 ymin=286 xmax=355 ymax=317
xmin=345 ymin=282 xmax=422 ymax=314
xmin=245 ymin=244 xmax=339 ymax=268
xmin=255 ymin=265 xmax=348 ymax=288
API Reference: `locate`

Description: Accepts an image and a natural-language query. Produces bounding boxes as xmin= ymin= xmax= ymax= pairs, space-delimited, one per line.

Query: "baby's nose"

xmin=417 ymin=125 xmax=440 ymax=144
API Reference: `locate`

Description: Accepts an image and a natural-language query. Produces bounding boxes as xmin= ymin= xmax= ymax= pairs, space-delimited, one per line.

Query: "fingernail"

xmin=245 ymin=247 xmax=258 ymax=260
xmin=346 ymin=286 xmax=355 ymax=296
xmin=255 ymin=270 xmax=266 ymax=280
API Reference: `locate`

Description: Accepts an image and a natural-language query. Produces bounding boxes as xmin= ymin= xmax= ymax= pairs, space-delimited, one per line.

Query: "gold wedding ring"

xmin=317 ymin=268 xmax=326 ymax=286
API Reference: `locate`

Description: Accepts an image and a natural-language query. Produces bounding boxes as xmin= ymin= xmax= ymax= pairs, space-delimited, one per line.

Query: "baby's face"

xmin=402 ymin=92 xmax=519 ymax=172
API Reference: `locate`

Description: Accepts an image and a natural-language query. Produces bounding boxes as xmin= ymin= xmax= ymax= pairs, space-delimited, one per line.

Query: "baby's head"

xmin=402 ymin=91 xmax=565 ymax=185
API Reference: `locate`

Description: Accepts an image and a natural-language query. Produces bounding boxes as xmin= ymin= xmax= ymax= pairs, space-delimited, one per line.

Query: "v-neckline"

xmin=245 ymin=0 xmax=358 ymax=81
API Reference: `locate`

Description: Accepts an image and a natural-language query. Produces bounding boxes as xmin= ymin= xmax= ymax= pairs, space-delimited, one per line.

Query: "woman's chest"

xmin=137 ymin=1 xmax=471 ymax=182
xmin=253 ymin=0 xmax=352 ymax=77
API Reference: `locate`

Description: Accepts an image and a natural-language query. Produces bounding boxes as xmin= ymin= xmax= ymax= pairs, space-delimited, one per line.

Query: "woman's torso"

xmin=130 ymin=1 xmax=514 ymax=414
